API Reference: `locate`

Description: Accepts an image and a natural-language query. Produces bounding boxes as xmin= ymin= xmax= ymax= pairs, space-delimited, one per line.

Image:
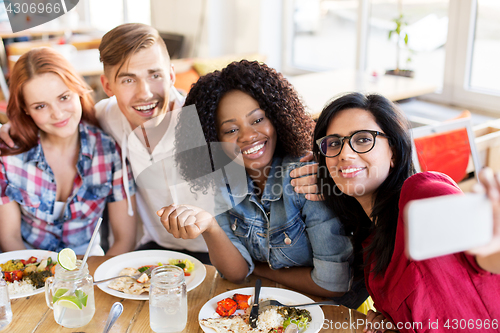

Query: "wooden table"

xmin=8 ymin=256 xmax=367 ymax=332
xmin=288 ymin=68 xmax=437 ymax=118
xmin=0 ymin=25 xmax=97 ymax=39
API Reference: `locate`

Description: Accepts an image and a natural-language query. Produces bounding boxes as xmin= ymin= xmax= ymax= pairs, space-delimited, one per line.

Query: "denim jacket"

xmin=216 ymin=155 xmax=353 ymax=293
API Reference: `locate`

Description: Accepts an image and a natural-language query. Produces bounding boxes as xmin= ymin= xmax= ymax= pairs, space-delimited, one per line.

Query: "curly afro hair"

xmin=174 ymin=60 xmax=315 ymax=192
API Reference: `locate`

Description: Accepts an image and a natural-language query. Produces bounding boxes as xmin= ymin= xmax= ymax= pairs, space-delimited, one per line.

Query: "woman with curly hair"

xmin=157 ymin=60 xmax=356 ymax=300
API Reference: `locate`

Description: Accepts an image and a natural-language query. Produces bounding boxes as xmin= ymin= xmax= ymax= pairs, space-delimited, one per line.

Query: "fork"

xmin=258 ymin=299 xmax=339 ymax=312
xmin=94 ymin=266 xmax=155 ymax=285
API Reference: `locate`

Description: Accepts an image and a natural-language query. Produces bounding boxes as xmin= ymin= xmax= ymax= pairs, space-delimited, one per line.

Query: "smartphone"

xmin=404 ymin=193 xmax=493 ymax=261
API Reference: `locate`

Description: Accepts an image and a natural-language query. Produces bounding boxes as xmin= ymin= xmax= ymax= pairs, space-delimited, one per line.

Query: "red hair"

xmin=1 ymin=47 xmax=99 ymax=156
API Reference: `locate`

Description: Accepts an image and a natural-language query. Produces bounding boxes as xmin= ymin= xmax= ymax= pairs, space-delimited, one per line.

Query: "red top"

xmin=364 ymin=172 xmax=500 ymax=333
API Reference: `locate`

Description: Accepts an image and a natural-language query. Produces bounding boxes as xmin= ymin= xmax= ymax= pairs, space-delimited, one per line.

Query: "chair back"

xmin=159 ymin=32 xmax=185 ymax=59
xmin=411 ymin=117 xmax=481 ymax=184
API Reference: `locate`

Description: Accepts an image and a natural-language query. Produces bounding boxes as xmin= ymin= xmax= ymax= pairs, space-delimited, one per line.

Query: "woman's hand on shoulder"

xmin=290 ymin=151 xmax=324 ymax=201
xmin=157 ymin=204 xmax=217 ymax=239
xmin=363 ymin=310 xmax=398 ymax=333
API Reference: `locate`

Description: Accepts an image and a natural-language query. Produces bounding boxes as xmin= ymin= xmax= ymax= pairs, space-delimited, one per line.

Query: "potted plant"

xmin=385 ymin=13 xmax=415 ymax=78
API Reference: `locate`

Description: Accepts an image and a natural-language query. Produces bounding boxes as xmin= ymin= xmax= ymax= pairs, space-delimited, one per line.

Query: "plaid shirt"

xmin=0 ymin=122 xmax=135 ymax=253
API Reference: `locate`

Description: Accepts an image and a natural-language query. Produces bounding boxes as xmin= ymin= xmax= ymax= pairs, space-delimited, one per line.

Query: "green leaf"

xmin=175 ymin=263 xmax=186 ymax=269
xmin=388 ymin=30 xmax=393 ymax=39
xmin=404 ymin=34 xmax=409 ymax=45
xmin=74 ymin=290 xmax=88 ymax=307
xmin=80 ymin=294 xmax=88 ymax=307
xmin=52 ymin=288 xmax=69 ymax=303
xmin=138 ymin=266 xmax=150 ymax=273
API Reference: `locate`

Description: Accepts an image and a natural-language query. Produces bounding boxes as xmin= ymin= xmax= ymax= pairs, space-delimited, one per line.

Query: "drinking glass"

xmin=0 ymin=277 xmax=12 ymax=331
xmin=44 ymin=260 xmax=95 ymax=328
xmin=149 ymin=265 xmax=187 ymax=333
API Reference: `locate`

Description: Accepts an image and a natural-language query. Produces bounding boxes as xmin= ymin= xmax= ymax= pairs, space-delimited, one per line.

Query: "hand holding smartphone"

xmin=404 ymin=193 xmax=493 ymax=261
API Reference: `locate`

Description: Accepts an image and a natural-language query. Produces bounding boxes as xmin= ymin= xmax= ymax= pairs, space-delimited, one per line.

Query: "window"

xmin=282 ymin=0 xmax=500 ymax=113
xmin=87 ymin=0 xmax=150 ymax=32
xmin=284 ymin=0 xmax=358 ymax=72
xmin=469 ymin=0 xmax=500 ymax=94
xmin=366 ymin=0 xmax=449 ymax=90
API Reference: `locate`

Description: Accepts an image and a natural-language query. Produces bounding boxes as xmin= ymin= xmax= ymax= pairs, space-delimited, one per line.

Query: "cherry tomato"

xmin=26 ymin=256 xmax=38 ymax=264
xmin=9 ymin=270 xmax=23 ymax=281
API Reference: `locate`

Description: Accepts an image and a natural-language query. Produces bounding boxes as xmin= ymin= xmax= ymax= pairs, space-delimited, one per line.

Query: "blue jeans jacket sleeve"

xmin=299 ymin=183 xmax=353 ymax=292
xmin=216 ymin=211 xmax=255 ymax=277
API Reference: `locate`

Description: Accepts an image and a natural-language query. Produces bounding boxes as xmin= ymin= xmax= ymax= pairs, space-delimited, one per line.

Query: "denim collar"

xmin=227 ymin=155 xmax=284 ymax=202
xmin=260 ymin=155 xmax=284 ymax=202
xmin=24 ymin=122 xmax=93 ymax=176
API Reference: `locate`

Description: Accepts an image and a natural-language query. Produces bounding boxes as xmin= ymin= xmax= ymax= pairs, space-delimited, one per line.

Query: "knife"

xmin=249 ymin=279 xmax=262 ymax=328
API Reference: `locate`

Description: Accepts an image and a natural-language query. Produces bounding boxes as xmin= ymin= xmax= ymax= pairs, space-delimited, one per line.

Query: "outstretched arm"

xmin=0 ymin=201 xmax=25 ymax=251
xmin=157 ymin=204 xmax=249 ymax=282
xmin=106 ymin=195 xmax=138 ymax=256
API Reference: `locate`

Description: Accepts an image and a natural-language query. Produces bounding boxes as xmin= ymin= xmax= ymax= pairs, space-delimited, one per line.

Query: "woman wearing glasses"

xmin=156 ymin=61 xmax=364 ymax=304
xmin=314 ymin=92 xmax=500 ymax=332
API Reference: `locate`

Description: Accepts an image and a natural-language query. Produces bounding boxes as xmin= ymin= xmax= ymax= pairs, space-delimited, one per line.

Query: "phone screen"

xmin=404 ymin=193 xmax=493 ymax=260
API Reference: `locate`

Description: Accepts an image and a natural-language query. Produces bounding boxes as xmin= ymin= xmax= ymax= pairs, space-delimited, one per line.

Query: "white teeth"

xmin=341 ymin=167 xmax=363 ymax=174
xmin=134 ymin=102 xmax=158 ymax=111
xmin=242 ymin=143 xmax=265 ymax=155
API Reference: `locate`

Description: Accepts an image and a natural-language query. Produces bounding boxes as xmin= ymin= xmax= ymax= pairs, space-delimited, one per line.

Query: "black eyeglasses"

xmin=316 ymin=130 xmax=389 ymax=157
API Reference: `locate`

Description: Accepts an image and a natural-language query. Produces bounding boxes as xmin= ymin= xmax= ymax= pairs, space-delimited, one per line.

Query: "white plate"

xmin=198 ymin=287 xmax=325 ymax=333
xmin=0 ymin=249 xmax=58 ymax=299
xmin=94 ymin=250 xmax=206 ymax=300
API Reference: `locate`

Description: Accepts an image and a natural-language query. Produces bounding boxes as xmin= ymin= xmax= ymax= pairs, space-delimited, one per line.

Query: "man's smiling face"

xmin=101 ymin=42 xmax=175 ymax=130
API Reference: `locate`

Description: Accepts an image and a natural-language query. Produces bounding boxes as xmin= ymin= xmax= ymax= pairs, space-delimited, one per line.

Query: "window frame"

xmin=282 ymin=0 xmax=500 ymax=114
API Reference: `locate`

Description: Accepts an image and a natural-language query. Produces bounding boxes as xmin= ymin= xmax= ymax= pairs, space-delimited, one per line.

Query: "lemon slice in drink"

xmin=58 ymin=248 xmax=77 ymax=271
xmin=55 ymin=296 xmax=83 ymax=310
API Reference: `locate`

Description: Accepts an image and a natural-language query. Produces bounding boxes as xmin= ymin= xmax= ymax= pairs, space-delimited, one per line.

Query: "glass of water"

xmin=44 ymin=261 xmax=95 ymax=328
xmin=0 ymin=276 xmax=13 ymax=331
xmin=149 ymin=265 xmax=187 ymax=333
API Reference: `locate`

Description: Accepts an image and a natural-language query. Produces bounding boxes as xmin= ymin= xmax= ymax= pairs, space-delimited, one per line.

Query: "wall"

xmin=151 ymin=0 xmax=207 ymax=58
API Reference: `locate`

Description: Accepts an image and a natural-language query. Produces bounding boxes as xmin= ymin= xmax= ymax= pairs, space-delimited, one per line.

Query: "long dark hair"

xmin=313 ymin=92 xmax=415 ymax=274
xmin=175 ymin=60 xmax=315 ymax=192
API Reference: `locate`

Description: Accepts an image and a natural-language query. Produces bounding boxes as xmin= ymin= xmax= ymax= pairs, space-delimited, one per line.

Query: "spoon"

xmin=102 ymin=302 xmax=124 ymax=333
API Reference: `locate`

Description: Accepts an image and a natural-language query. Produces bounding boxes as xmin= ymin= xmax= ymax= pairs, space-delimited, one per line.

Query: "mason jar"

xmin=149 ymin=265 xmax=187 ymax=333
xmin=0 ymin=276 xmax=13 ymax=331
xmin=44 ymin=260 xmax=95 ymax=328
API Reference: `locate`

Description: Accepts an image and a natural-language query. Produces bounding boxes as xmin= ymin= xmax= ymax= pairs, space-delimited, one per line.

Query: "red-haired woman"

xmin=0 ymin=47 xmax=136 ymax=256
